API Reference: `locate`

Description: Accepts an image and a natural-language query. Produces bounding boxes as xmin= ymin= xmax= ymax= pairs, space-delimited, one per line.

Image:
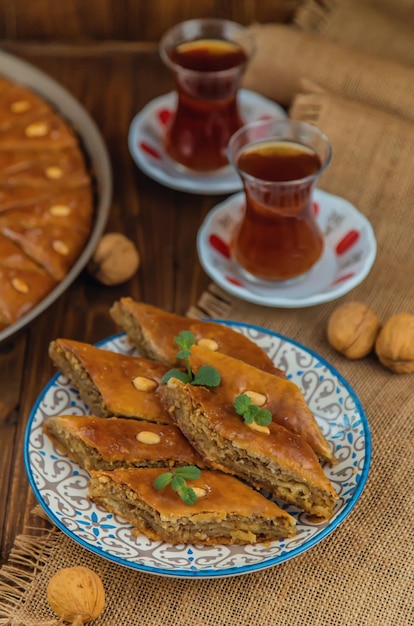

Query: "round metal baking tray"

xmin=0 ymin=50 xmax=112 ymax=344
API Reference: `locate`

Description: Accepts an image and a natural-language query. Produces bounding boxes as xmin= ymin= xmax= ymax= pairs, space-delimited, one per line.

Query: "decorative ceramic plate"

xmin=0 ymin=50 xmax=112 ymax=344
xmin=128 ymin=89 xmax=286 ymax=195
xmin=25 ymin=324 xmax=370 ymax=579
xmin=197 ymin=189 xmax=377 ymax=308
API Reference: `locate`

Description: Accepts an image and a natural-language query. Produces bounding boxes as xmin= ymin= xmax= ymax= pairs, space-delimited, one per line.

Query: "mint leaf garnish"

xmin=175 ymin=331 xmax=195 ymax=352
xmin=234 ymin=394 xmax=272 ymax=427
xmin=234 ymin=394 xmax=253 ymax=416
xmin=256 ymin=408 xmax=272 ymax=426
xmin=161 ymin=330 xmax=220 ymax=388
xmin=174 ymin=466 xmax=201 ymax=480
xmin=171 ymin=475 xmax=186 ymax=492
xmin=153 ymin=466 xmax=202 ymax=506
xmin=153 ymin=472 xmax=173 ymax=490
xmin=180 ymin=487 xmax=197 ymax=506
xmin=192 ymin=365 xmax=221 ymax=388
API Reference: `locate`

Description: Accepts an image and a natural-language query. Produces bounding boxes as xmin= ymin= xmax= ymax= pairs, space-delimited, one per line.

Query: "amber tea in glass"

xmin=228 ymin=119 xmax=332 ymax=283
xmin=160 ymin=19 xmax=255 ymax=172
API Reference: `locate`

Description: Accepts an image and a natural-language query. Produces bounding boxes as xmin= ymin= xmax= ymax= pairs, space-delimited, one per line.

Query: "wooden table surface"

xmin=0 ymin=42 xmax=221 ymax=566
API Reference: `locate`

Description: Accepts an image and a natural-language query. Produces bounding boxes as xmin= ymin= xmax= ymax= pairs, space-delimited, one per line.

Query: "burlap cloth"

xmin=295 ymin=0 xmax=414 ymax=63
xmin=1 ymin=3 xmax=414 ymax=625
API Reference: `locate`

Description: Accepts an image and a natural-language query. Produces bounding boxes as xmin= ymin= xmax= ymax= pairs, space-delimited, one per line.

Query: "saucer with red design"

xmin=128 ymin=90 xmax=286 ymax=194
xmin=197 ymin=190 xmax=376 ymax=307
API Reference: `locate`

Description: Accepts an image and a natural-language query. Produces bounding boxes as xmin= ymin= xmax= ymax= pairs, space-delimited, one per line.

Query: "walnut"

xmin=47 ymin=566 xmax=105 ymax=624
xmin=88 ymin=233 xmax=140 ymax=286
xmin=375 ymin=313 xmax=414 ymax=373
xmin=327 ymin=302 xmax=381 ymax=359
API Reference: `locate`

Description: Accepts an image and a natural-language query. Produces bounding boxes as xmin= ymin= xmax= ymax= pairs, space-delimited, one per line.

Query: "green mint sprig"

xmin=153 ymin=465 xmax=201 ymax=505
xmin=161 ymin=330 xmax=221 ymax=388
xmin=234 ymin=394 xmax=272 ymax=427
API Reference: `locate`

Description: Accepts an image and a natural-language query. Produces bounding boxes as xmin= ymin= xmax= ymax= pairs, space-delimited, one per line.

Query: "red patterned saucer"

xmin=128 ymin=90 xmax=286 ymax=194
xmin=197 ymin=190 xmax=376 ymax=307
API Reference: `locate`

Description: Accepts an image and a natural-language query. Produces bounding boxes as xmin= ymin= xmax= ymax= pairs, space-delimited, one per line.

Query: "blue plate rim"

xmin=24 ymin=321 xmax=371 ymax=579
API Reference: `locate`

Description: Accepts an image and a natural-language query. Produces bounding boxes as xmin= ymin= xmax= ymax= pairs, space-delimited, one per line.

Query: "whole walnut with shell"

xmin=327 ymin=302 xmax=414 ymax=373
xmin=88 ymin=233 xmax=140 ymax=286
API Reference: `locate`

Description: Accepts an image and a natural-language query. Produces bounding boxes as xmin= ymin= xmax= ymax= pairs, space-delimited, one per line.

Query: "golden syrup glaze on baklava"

xmin=43 ymin=415 xmax=204 ymax=470
xmin=189 ymin=344 xmax=335 ymax=464
xmin=0 ymin=75 xmax=94 ymax=331
xmin=49 ymin=338 xmax=174 ymax=424
xmin=91 ymin=467 xmax=296 ymax=523
xmin=109 ymin=298 xmax=285 ymax=377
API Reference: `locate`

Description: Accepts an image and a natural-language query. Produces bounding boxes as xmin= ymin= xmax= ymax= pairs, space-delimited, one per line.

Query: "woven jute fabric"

xmin=242 ymin=23 xmax=414 ymax=113
xmin=2 ymin=5 xmax=414 ymax=626
xmin=295 ymin=0 xmax=414 ymax=64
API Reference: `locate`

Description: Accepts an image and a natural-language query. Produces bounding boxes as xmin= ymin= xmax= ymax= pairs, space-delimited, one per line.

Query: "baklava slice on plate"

xmin=109 ymin=297 xmax=285 ymax=377
xmin=164 ymin=377 xmax=338 ymax=520
xmin=188 ymin=345 xmax=335 ymax=464
xmin=89 ymin=467 xmax=296 ymax=545
xmin=43 ymin=415 xmax=204 ymax=472
xmin=49 ymin=338 xmax=173 ymax=424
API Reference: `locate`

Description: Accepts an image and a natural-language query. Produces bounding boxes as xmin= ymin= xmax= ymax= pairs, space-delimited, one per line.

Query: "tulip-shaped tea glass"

xmin=228 ymin=118 xmax=332 ymax=283
xmin=159 ymin=18 xmax=255 ymax=172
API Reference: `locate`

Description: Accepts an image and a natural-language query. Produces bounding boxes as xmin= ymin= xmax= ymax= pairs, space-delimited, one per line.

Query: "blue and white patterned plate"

xmin=24 ymin=323 xmax=371 ymax=579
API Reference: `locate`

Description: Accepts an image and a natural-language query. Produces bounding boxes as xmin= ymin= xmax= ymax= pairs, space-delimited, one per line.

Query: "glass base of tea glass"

xmin=165 ymin=155 xmax=234 ymax=177
xmin=235 ymin=261 xmax=320 ymax=289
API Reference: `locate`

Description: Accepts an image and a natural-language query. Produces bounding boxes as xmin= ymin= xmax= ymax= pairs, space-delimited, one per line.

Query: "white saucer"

xmin=128 ymin=89 xmax=287 ymax=195
xmin=197 ymin=189 xmax=377 ymax=308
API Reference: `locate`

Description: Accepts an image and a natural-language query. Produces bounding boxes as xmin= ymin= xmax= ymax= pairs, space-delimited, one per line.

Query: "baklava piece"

xmin=109 ymin=298 xmax=285 ymax=377
xmin=164 ymin=377 xmax=338 ymax=520
xmin=49 ymin=338 xmax=173 ymax=424
xmin=0 ymin=233 xmax=57 ymax=329
xmin=188 ymin=345 xmax=335 ymax=464
xmin=43 ymin=415 xmax=204 ymax=472
xmin=89 ymin=467 xmax=296 ymax=544
xmin=0 ymin=77 xmax=95 ymax=331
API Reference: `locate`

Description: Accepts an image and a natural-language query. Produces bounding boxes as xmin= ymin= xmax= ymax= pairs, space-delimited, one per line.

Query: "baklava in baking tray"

xmin=0 ymin=50 xmax=112 ymax=343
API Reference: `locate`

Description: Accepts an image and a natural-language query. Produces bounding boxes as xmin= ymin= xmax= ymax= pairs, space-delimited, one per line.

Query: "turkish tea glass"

xmin=228 ymin=118 xmax=332 ymax=283
xmin=160 ymin=18 xmax=255 ymax=172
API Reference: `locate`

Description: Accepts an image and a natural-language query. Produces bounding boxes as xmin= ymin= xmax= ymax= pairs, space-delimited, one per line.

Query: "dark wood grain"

xmin=0 ymin=0 xmax=299 ymax=41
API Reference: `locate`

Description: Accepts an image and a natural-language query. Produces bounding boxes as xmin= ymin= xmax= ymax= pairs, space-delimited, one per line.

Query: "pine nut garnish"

xmin=132 ymin=376 xmax=157 ymax=392
xmin=11 ymin=99 xmax=31 ymax=113
xmin=25 ymin=121 xmax=49 ymax=137
xmin=45 ymin=166 xmax=63 ymax=179
xmin=11 ymin=277 xmax=29 ymax=293
xmin=98 ymin=475 xmax=110 ymax=483
xmin=243 ymin=390 xmax=267 ymax=407
xmin=247 ymin=421 xmax=270 ymax=435
xmin=192 ymin=487 xmax=208 ymax=499
xmin=136 ymin=431 xmax=161 ymax=445
xmin=49 ymin=204 xmax=71 ymax=217
xmin=52 ymin=240 xmax=69 ymax=255
xmin=197 ymin=337 xmax=219 ymax=351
